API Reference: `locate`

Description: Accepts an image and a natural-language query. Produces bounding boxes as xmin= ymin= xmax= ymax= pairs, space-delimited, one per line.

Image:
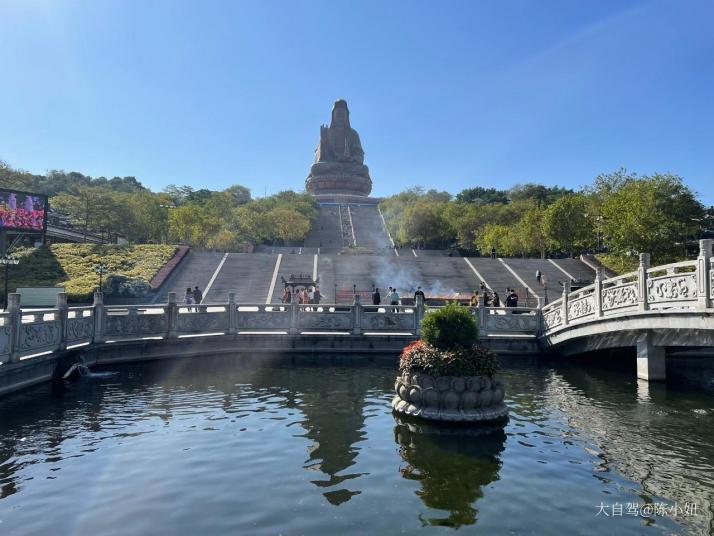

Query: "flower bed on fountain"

xmin=392 ymin=303 xmax=508 ymax=422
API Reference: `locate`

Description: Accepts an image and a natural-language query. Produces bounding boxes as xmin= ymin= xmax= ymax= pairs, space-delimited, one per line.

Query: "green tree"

xmin=600 ymin=173 xmax=703 ymax=261
xmin=543 ymin=194 xmax=593 ymax=257
xmin=517 ymin=206 xmax=548 ymax=258
xmin=455 ymin=187 xmax=508 ymax=205
xmin=398 ymin=201 xmax=453 ymax=248
xmin=266 ymin=206 xmax=311 ymax=245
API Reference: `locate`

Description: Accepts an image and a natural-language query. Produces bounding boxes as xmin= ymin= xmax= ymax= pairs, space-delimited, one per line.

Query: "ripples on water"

xmin=0 ymin=357 xmax=712 ymax=535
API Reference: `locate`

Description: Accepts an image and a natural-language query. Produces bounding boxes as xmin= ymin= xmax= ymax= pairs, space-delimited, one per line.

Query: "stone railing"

xmin=4 ymin=241 xmax=709 ymax=364
xmin=541 ymin=239 xmax=714 ymax=335
xmin=0 ymin=290 xmax=541 ymax=364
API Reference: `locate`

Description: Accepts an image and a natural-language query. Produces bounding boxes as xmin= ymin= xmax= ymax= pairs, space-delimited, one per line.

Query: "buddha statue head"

xmin=330 ymin=99 xmax=350 ymax=129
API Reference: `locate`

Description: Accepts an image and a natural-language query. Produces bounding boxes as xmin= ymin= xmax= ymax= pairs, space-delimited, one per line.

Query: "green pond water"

xmin=0 ymin=357 xmax=712 ymax=535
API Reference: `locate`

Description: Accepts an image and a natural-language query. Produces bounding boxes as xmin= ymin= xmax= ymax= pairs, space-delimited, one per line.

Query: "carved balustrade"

xmin=1 ymin=240 xmax=712 ymax=364
xmin=541 ymin=239 xmax=713 ymax=336
xmin=646 ymin=261 xmax=698 ymax=309
xmin=482 ymin=307 xmax=540 ymax=334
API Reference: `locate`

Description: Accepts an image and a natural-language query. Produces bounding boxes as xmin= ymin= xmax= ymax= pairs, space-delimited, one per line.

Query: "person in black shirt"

xmin=414 ymin=286 xmax=425 ymax=302
xmin=193 ymin=286 xmax=203 ymax=306
xmin=372 ymin=288 xmax=381 ymax=305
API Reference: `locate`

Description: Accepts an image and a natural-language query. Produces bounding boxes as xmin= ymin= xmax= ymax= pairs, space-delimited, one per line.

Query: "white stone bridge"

xmin=540 ymin=239 xmax=714 ymax=380
xmin=1 ymin=240 xmax=713 ymax=396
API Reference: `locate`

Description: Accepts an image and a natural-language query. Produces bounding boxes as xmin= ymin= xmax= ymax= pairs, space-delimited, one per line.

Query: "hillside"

xmin=1 ymin=244 xmax=178 ymax=303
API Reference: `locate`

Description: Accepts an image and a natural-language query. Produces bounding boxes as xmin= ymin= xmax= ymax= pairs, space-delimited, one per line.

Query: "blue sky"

xmin=1 ymin=0 xmax=713 ymax=204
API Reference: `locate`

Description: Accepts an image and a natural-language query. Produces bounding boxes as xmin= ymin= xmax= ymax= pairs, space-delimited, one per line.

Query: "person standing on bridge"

xmin=313 ymin=287 xmax=321 ymax=305
xmin=184 ymin=287 xmax=194 ymax=310
xmin=390 ymin=287 xmax=400 ymax=312
xmin=281 ymin=287 xmax=291 ymax=304
xmin=414 ymin=286 xmax=425 ymax=303
xmin=536 ymin=269 xmax=542 ymax=285
xmin=372 ymin=288 xmax=381 ymax=306
xmin=193 ymin=286 xmax=203 ymax=306
xmin=492 ymin=292 xmax=501 ymax=307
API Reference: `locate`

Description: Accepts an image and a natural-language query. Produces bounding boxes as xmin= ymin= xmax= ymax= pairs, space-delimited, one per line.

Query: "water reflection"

xmin=530 ymin=364 xmax=714 ymax=534
xmin=287 ymin=367 xmax=375 ymax=505
xmin=1 ymin=357 xmax=712 ymax=535
xmin=394 ymin=416 xmax=506 ymax=528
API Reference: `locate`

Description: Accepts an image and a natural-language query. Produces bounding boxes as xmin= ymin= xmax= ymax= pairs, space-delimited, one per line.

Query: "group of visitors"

xmin=281 ymin=286 xmax=322 ymax=305
xmin=183 ymin=286 xmax=203 ymax=308
xmin=469 ymin=283 xmax=519 ymax=308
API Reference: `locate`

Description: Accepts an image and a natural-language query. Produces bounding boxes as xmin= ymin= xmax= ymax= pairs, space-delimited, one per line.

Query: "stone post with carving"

xmin=352 ymin=294 xmax=362 ymax=335
xmin=696 ymin=239 xmax=712 ymax=309
xmin=228 ymin=292 xmax=237 ymax=334
xmin=167 ymin=292 xmax=178 ymax=339
xmin=7 ymin=293 xmax=21 ymax=363
xmin=561 ymin=280 xmax=571 ymax=327
xmin=593 ymin=268 xmax=603 ymax=318
xmin=478 ymin=293 xmax=487 ymax=336
xmin=56 ymin=292 xmax=68 ymax=351
xmin=289 ymin=302 xmax=298 ymax=335
xmin=638 ymin=253 xmax=650 ymax=312
xmin=415 ymin=294 xmax=424 ymax=336
xmin=92 ymin=292 xmax=105 ymax=344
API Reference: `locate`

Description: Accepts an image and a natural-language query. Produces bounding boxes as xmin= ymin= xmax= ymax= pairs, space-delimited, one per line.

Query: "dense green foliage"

xmin=1 ymin=160 xmax=317 ymax=249
xmin=380 ymin=171 xmax=706 ymax=264
xmin=399 ymin=340 xmax=499 ymax=377
xmin=0 ymin=244 xmax=176 ymax=302
xmin=421 ymin=302 xmax=478 ymax=350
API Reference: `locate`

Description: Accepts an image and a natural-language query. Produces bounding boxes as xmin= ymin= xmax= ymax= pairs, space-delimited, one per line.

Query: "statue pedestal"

xmin=306 ymin=173 xmax=373 ymax=197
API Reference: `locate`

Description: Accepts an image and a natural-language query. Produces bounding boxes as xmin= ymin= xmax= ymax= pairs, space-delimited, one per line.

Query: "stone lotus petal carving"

xmin=392 ymin=372 xmax=508 ymax=422
xmin=18 ymin=321 xmax=61 ymax=352
xmin=104 ymin=314 xmax=168 ymax=337
xmin=647 ymin=273 xmax=697 ymax=303
xmin=568 ymin=296 xmax=595 ymax=320
xmin=66 ymin=316 xmax=94 ymax=343
xmin=177 ymin=312 xmax=228 ymax=332
xmin=602 ymin=282 xmax=638 ymax=310
xmin=543 ymin=308 xmax=563 ymax=330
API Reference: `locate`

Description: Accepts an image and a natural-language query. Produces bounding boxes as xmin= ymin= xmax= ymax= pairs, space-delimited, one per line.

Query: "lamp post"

xmin=1 ymin=254 xmax=20 ymax=311
xmin=159 ymin=204 xmax=176 ymax=244
xmin=95 ymin=263 xmax=108 ymax=293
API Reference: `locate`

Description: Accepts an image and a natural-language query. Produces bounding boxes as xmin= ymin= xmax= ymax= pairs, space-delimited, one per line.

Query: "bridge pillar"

xmin=228 ymin=292 xmax=237 ymax=334
xmin=478 ymin=293 xmax=487 ymax=335
xmin=561 ymin=280 xmax=571 ymax=327
xmin=7 ymin=293 xmax=21 ymax=363
xmin=638 ymin=253 xmax=650 ymax=312
xmin=167 ymin=292 xmax=178 ymax=339
xmin=696 ymin=239 xmax=712 ymax=309
xmin=415 ymin=294 xmax=424 ymax=336
xmin=56 ymin=292 xmax=68 ymax=351
xmin=636 ymin=332 xmax=666 ymax=381
xmin=352 ymin=294 xmax=362 ymax=335
xmin=92 ymin=292 xmax=105 ymax=344
xmin=289 ymin=303 xmax=298 ymax=335
xmin=594 ymin=268 xmax=603 ymax=317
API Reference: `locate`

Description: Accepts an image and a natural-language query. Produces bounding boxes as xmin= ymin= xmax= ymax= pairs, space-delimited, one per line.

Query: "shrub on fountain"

xmin=392 ymin=302 xmax=507 ymax=422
